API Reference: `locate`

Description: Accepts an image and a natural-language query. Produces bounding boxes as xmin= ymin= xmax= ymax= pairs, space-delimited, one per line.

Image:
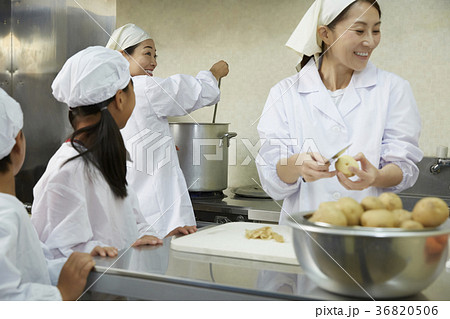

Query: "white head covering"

xmin=286 ymin=0 xmax=356 ymax=70
xmin=0 ymin=88 xmax=23 ymax=160
xmin=52 ymin=46 xmax=130 ymax=108
xmin=106 ymin=23 xmax=152 ymax=51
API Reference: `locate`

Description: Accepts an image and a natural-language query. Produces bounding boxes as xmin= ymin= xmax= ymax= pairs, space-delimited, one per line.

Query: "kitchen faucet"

xmin=430 ymin=158 xmax=450 ymax=174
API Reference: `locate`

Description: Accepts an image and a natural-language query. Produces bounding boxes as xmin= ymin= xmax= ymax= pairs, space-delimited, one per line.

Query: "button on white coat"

xmin=332 ymin=192 xmax=341 ymax=200
xmin=332 ymin=126 xmax=341 ymax=133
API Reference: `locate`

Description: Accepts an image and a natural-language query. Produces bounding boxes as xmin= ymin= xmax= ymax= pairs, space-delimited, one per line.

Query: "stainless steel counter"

xmin=85 ymin=232 xmax=450 ymax=301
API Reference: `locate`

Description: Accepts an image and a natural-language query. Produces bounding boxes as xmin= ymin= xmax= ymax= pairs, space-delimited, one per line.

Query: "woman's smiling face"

xmin=124 ymin=39 xmax=158 ymax=77
xmin=323 ymin=1 xmax=381 ymax=72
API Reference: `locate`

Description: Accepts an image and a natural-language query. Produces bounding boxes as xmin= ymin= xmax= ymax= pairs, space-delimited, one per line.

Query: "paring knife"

xmin=326 ymin=143 xmax=352 ymax=164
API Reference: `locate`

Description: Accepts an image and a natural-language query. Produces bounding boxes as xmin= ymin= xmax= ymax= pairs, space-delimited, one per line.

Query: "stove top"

xmin=191 ymin=188 xmax=282 ymax=223
xmin=189 ymin=191 xmax=225 ymax=200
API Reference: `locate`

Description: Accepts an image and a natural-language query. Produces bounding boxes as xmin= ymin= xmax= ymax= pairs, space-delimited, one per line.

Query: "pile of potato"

xmin=309 ymin=193 xmax=449 ymax=229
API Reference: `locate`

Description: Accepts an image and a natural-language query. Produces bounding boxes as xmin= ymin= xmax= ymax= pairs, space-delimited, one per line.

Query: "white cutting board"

xmin=170 ymin=222 xmax=299 ymax=265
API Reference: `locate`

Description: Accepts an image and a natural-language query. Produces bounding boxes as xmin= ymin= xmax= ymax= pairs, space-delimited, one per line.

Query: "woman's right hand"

xmin=90 ymin=246 xmax=118 ymax=257
xmin=57 ymin=252 xmax=95 ymax=301
xmin=210 ymin=60 xmax=229 ymax=80
xmin=277 ymin=152 xmax=335 ymax=184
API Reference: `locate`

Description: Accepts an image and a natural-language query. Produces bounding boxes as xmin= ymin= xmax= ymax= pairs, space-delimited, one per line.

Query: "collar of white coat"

xmin=296 ymin=58 xmax=377 ymax=93
xmin=296 ymin=59 xmax=378 ymax=128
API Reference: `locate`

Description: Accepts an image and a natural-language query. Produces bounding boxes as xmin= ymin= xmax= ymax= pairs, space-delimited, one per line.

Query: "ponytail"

xmin=300 ymin=55 xmax=313 ymax=69
xmin=65 ymin=87 xmax=130 ymax=198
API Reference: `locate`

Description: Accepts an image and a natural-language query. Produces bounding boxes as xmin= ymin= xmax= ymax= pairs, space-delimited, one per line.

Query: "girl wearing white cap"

xmin=31 ymin=46 xmax=163 ymax=259
xmin=257 ymin=0 xmax=422 ymax=224
xmin=0 ymin=88 xmax=95 ymax=300
xmin=106 ymin=24 xmax=229 ymax=237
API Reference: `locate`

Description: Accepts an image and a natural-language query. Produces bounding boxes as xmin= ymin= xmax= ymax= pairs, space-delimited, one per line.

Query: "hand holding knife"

xmin=325 ymin=143 xmax=352 ymax=164
xmin=302 ymin=143 xmax=352 ymax=182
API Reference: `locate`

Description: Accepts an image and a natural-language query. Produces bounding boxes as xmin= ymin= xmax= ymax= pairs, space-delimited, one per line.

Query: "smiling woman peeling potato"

xmin=256 ymin=0 xmax=423 ymax=225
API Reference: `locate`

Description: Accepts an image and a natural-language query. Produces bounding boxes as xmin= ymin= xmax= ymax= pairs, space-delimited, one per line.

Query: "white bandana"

xmin=106 ymin=23 xmax=152 ymax=51
xmin=286 ymin=0 xmax=356 ymax=70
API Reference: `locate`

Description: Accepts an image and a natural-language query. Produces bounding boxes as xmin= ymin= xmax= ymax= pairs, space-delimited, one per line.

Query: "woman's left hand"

xmin=165 ymin=225 xmax=198 ymax=238
xmin=336 ymin=152 xmax=380 ymax=191
xmin=132 ymin=235 xmax=163 ymax=247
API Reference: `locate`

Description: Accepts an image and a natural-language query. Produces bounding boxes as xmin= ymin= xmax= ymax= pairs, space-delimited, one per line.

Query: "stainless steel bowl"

xmin=287 ymin=214 xmax=450 ymax=299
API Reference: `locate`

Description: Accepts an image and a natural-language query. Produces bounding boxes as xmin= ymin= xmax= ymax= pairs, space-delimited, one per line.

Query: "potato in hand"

xmin=335 ymin=155 xmax=359 ymax=177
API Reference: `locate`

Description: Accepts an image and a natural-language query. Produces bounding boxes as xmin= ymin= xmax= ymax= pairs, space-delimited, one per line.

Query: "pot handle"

xmin=219 ymin=132 xmax=237 ymax=147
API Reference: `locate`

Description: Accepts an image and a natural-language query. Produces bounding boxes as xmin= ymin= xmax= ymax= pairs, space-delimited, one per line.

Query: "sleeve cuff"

xmin=380 ymin=160 xmax=419 ymax=193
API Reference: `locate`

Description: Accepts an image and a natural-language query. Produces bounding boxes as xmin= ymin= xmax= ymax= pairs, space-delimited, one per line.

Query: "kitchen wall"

xmin=117 ymin=0 xmax=450 ymax=188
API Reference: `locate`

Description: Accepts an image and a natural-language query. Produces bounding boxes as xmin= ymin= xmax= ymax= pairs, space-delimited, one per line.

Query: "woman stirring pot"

xmin=256 ymin=0 xmax=423 ymax=224
xmin=106 ymin=24 xmax=229 ymax=237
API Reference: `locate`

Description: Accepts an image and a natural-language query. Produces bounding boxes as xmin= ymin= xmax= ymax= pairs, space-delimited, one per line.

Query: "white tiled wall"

xmin=117 ymin=0 xmax=450 ymax=188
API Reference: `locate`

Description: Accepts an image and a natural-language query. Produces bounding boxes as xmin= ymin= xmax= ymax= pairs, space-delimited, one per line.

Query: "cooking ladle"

xmin=212 ymin=78 xmax=221 ymax=123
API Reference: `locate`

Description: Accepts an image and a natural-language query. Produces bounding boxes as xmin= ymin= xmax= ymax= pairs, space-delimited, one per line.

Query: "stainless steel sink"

xmin=398 ymin=156 xmax=450 ymax=211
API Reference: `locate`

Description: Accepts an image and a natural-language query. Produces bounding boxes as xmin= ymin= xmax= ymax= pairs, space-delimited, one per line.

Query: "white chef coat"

xmin=0 ymin=193 xmax=62 ymax=300
xmin=257 ymin=59 xmax=423 ymax=224
xmin=122 ymin=71 xmax=220 ymax=237
xmin=31 ymin=142 xmax=158 ymax=259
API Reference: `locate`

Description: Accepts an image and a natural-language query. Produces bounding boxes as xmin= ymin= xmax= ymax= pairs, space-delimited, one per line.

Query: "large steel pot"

xmin=169 ymin=123 xmax=237 ymax=192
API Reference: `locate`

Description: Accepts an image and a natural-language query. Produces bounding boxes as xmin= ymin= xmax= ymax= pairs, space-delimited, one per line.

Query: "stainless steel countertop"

xmin=86 ymin=230 xmax=450 ymax=301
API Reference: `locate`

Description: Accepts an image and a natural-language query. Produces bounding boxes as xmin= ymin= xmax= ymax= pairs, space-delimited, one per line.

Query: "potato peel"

xmin=245 ymin=226 xmax=285 ymax=243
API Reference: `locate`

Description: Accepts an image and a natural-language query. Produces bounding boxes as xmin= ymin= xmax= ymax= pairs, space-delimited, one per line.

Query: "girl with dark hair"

xmin=31 ymin=46 xmax=162 ymax=259
xmin=257 ymin=0 xmax=423 ymax=224
xmin=0 ymin=88 xmax=95 ymax=300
